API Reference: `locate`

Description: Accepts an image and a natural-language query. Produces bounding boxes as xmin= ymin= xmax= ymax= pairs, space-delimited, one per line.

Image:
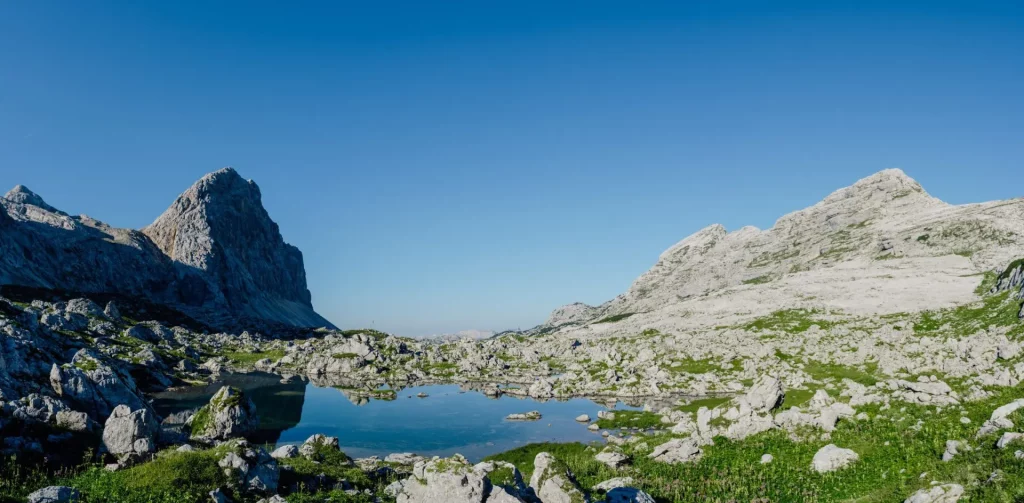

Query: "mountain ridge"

xmin=0 ymin=168 xmax=333 ymax=332
xmin=540 ymin=168 xmax=1024 ymax=334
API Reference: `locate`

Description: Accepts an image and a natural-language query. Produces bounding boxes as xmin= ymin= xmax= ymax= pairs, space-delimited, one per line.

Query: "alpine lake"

xmin=152 ymin=372 xmax=650 ymax=461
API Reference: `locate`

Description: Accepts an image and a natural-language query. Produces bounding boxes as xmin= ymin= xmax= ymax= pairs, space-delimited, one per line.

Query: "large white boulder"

xmin=810 ymin=444 xmax=859 ymax=473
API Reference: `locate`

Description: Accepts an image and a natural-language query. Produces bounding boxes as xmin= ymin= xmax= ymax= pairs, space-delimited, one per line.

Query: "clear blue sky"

xmin=1 ymin=2 xmax=1022 ymax=336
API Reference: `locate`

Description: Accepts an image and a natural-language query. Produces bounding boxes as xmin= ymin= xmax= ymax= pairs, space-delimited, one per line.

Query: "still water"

xmin=152 ymin=373 xmax=640 ymax=461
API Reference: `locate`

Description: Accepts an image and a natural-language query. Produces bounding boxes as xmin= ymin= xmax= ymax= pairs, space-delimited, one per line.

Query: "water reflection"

xmin=153 ymin=373 xmax=649 ymax=461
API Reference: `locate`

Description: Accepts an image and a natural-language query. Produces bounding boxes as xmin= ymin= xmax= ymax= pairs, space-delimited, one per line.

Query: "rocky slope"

xmin=0 ymin=168 xmax=332 ymax=331
xmin=539 ymin=169 xmax=1024 ymax=336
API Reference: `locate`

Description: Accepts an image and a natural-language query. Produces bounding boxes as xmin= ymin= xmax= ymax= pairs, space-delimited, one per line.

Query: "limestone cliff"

xmin=0 ymin=169 xmax=333 ymax=332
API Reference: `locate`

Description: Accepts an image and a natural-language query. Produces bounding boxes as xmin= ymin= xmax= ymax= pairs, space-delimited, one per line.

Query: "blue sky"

xmin=1 ymin=2 xmax=1022 ymax=336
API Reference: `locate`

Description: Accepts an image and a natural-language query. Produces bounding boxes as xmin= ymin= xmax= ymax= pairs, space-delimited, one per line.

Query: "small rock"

xmin=761 ymin=454 xmax=774 ymax=464
xmin=506 ymin=411 xmax=542 ymax=421
xmin=270 ymin=445 xmax=298 ymax=459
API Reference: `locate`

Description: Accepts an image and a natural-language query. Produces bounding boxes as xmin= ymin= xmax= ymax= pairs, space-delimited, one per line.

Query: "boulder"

xmin=190 ymin=386 xmax=258 ymax=441
xmin=26 ymin=486 xmax=80 ymax=503
xmin=736 ymin=375 xmax=785 ymax=413
xmin=396 ymin=454 xmax=490 ymax=503
xmin=575 ymin=414 xmax=591 ymax=422
xmin=49 ymin=350 xmax=152 ymax=420
xmin=299 ymin=434 xmax=346 ymax=462
xmin=606 ymin=488 xmax=656 ymax=503
xmin=593 ymin=477 xmax=634 ymax=492
xmin=810 ymin=444 xmax=859 ymax=473
xmin=102 ymin=405 xmax=158 ymax=461
xmin=217 ymin=440 xmax=279 ymax=494
xmin=648 ymin=438 xmax=703 ymax=464
xmin=270 ymin=445 xmax=298 ymax=459
xmin=996 ymin=432 xmax=1024 ymax=449
xmin=903 ymin=484 xmax=964 ymax=503
xmin=385 ymin=452 xmax=426 ymax=465
xmin=595 ymin=449 xmax=630 ymax=469
xmin=529 ymin=452 xmax=589 ymax=503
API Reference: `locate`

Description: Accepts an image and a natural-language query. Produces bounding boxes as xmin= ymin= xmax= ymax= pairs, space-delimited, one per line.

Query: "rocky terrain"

xmin=0 ymin=168 xmax=332 ymax=332
xmin=3 ymin=169 xmax=1024 ymax=502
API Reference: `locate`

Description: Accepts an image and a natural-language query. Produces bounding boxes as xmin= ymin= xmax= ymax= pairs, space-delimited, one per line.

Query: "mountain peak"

xmin=4 ymin=185 xmax=63 ymax=214
xmin=142 ymin=168 xmax=332 ymax=329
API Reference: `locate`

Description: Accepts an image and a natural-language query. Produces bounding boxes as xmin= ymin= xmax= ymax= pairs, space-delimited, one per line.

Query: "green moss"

xmin=74 ymin=357 xmax=99 ymax=372
xmin=743 ymin=309 xmax=836 ymax=333
xmin=332 ymin=352 xmax=360 ymax=359
xmin=487 ymin=466 xmax=516 ymax=487
xmin=593 ymin=313 xmax=635 ymax=324
xmin=188 ymin=406 xmax=211 ymax=437
xmin=750 ymin=247 xmax=800 ymax=268
xmin=742 ymin=274 xmax=773 ymax=285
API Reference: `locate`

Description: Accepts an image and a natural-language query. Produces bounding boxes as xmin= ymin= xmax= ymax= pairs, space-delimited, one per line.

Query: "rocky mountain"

xmin=0 ymin=168 xmax=332 ymax=331
xmin=540 ymin=169 xmax=1024 ymax=336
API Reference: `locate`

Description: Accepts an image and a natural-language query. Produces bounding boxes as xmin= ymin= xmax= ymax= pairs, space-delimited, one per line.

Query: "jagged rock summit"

xmin=142 ymin=168 xmax=327 ymax=329
xmin=0 ymin=168 xmax=333 ymax=332
xmin=540 ymin=168 xmax=1024 ymax=336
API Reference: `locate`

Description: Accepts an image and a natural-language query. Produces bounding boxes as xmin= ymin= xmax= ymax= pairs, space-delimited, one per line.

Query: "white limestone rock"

xmin=810 ymin=444 xmax=859 ymax=473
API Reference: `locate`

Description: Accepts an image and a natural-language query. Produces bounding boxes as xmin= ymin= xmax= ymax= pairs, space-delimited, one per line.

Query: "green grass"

xmin=780 ymin=388 xmax=819 ymax=409
xmin=594 ymin=410 xmax=663 ymax=430
xmin=487 ymin=385 xmax=1024 ymax=502
xmin=975 ymin=271 xmax=999 ymax=296
xmin=913 ymin=291 xmax=1023 ymax=336
xmin=224 ymin=349 xmax=286 ymax=366
xmin=749 ymin=247 xmax=800 ymax=268
xmin=66 ymin=448 xmax=230 ymax=503
xmin=802 ymin=361 xmax=880 ymax=386
xmin=742 ymin=274 xmax=773 ymax=285
xmin=593 ymin=313 xmax=635 ymax=324
xmin=332 ymin=352 xmax=360 ymax=359
xmin=743 ymin=309 xmax=836 ymax=333
xmin=662 ymin=358 xmax=721 ymax=375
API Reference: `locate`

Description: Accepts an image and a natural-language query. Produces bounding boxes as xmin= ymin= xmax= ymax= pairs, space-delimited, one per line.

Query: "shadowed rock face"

xmin=143 ymin=168 xmax=328 ymax=329
xmin=0 ymin=168 xmax=333 ymax=331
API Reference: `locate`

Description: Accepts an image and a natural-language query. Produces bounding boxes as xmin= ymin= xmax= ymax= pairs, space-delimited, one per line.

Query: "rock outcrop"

xmin=189 ymin=386 xmax=258 ymax=442
xmin=0 ymin=168 xmax=332 ymax=331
